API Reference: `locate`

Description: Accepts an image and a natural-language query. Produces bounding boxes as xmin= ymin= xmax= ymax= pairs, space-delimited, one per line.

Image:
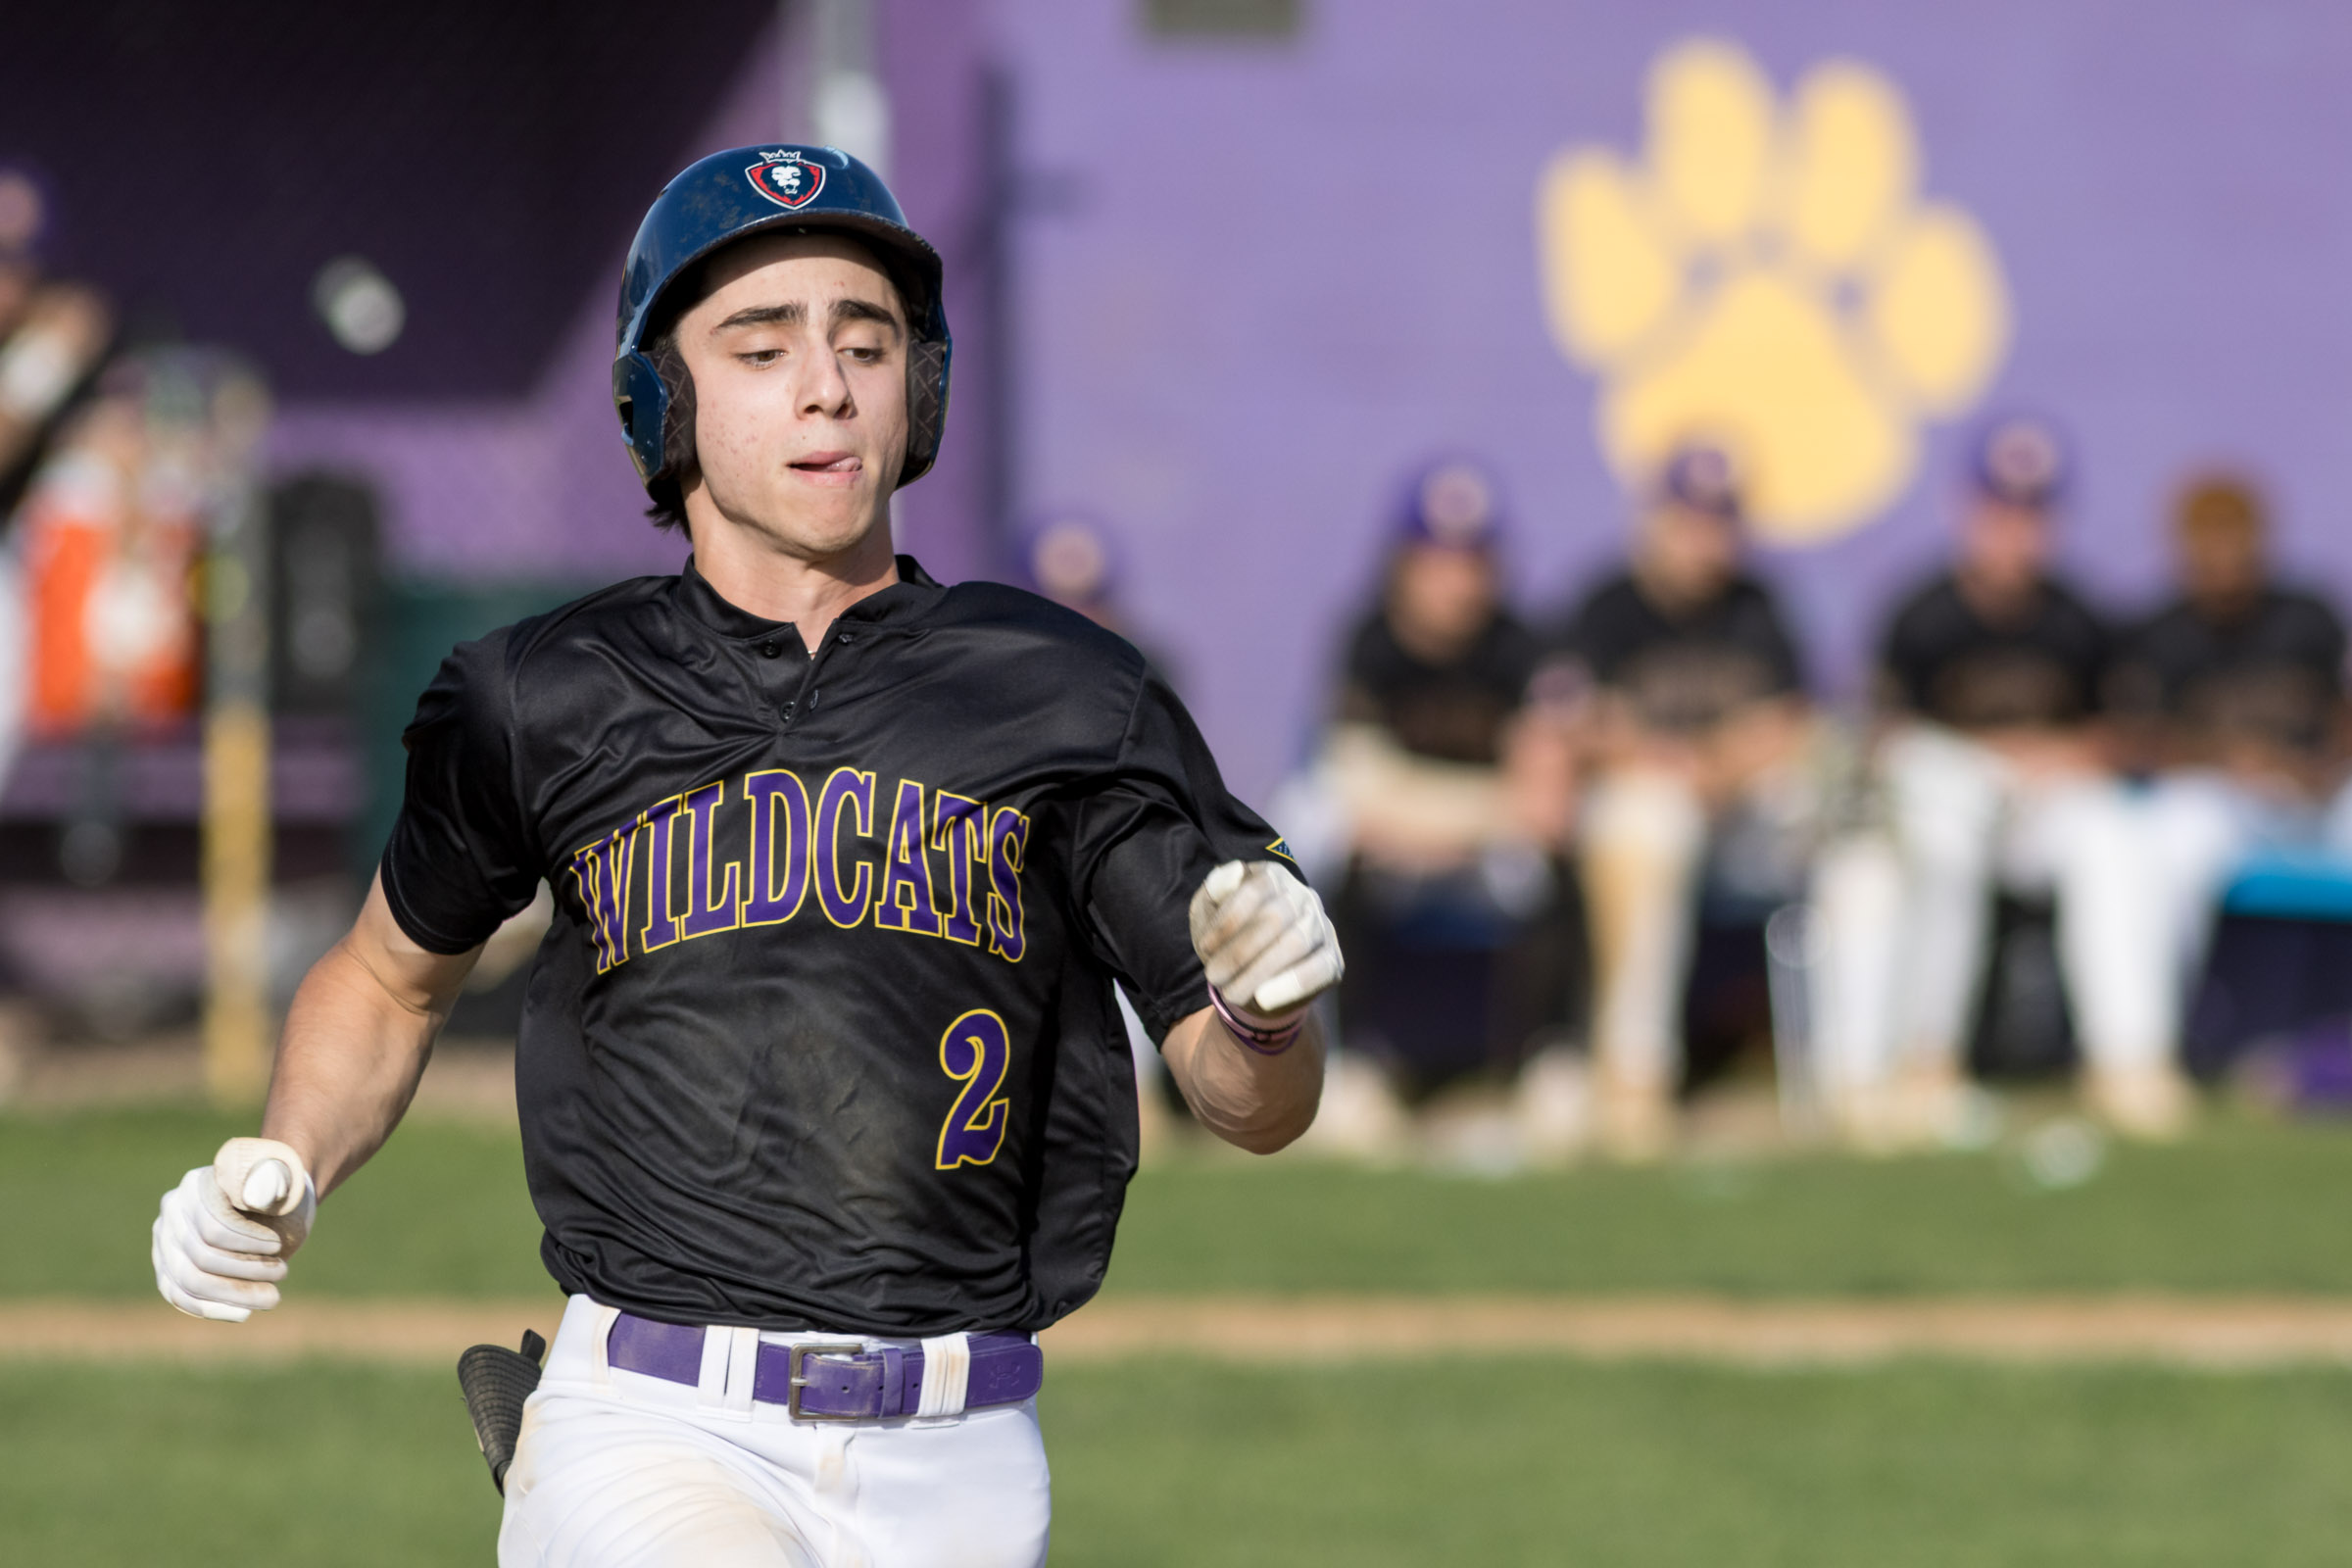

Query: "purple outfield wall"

xmin=981 ymin=0 xmax=2352 ymax=802
xmin=259 ymin=2 xmax=2352 ymax=810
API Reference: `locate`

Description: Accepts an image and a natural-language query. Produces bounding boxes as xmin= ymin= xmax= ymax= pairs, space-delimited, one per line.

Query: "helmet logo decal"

xmin=747 ymin=150 xmax=826 ymax=210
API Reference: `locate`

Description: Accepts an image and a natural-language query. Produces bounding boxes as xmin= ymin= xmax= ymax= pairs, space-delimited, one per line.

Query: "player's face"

xmin=2180 ymin=516 xmax=2265 ymax=607
xmin=674 ymin=232 xmax=909 ymax=559
xmin=1639 ymin=501 xmax=1739 ymax=604
xmin=1388 ymin=543 xmax=1495 ymax=655
xmin=1958 ymin=498 xmax=2049 ymax=595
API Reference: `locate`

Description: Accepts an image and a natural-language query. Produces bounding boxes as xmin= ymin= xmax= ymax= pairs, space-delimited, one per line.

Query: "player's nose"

xmin=794 ymin=344 xmax=856 ymax=419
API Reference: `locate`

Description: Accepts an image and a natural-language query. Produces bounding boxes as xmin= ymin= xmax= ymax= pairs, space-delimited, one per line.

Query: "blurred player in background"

xmin=1315 ymin=460 xmax=1571 ymax=1128
xmin=1836 ymin=418 xmax=2192 ymax=1137
xmin=2096 ymin=472 xmax=2352 ymax=1058
xmin=1544 ymin=444 xmax=1813 ymax=1158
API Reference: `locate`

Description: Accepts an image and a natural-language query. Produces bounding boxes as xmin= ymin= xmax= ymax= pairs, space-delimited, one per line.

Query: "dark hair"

xmin=2175 ymin=472 xmax=2264 ymax=538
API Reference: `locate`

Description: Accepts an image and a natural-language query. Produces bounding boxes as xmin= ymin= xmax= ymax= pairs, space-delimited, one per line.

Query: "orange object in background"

xmin=20 ymin=402 xmax=202 ymax=735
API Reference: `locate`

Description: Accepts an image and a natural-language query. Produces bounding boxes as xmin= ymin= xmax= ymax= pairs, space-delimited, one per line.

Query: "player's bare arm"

xmin=151 ymin=874 xmax=479 ymax=1321
xmin=261 ymin=874 xmax=481 ymax=1194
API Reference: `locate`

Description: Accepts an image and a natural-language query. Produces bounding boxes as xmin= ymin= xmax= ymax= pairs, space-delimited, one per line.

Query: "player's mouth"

xmin=788 ymin=451 xmax=862 ymax=486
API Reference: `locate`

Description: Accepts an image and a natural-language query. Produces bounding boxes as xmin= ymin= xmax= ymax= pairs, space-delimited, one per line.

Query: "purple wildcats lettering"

xmin=874 ymin=779 xmax=945 ymax=937
xmin=744 ymin=768 xmax=811 ymax=926
xmin=986 ymin=807 xmax=1030 ymax=962
xmin=567 ymin=822 xmax=638 ymax=974
xmin=679 ymin=779 xmax=742 ymax=940
xmin=932 ymin=791 xmax=987 ymax=947
xmin=815 ymin=768 xmax=877 ymax=927
xmin=641 ymin=797 xmax=687 ymax=952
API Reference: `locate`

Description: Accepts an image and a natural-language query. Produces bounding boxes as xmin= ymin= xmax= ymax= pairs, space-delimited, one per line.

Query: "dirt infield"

xmin=21 ymin=1294 xmax=2352 ymax=1369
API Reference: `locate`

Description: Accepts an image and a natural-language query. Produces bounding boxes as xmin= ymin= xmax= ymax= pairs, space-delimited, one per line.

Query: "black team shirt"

xmin=1337 ymin=610 xmax=1541 ymax=764
xmin=1881 ymin=572 xmax=2107 ymax=728
xmin=1553 ymin=572 xmax=1803 ymax=729
xmin=2108 ymin=586 xmax=2346 ymax=757
xmin=380 ymin=557 xmax=1289 ymax=1336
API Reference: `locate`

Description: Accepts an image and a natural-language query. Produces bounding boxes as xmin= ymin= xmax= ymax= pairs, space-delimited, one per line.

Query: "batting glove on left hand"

xmin=1189 ymin=859 xmax=1344 ymax=1020
xmin=152 ymin=1138 xmax=317 ymax=1323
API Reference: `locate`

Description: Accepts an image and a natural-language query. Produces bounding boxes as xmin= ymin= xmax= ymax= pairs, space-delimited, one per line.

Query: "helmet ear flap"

xmin=612 ymin=343 xmax=697 ymax=484
xmin=901 ymin=337 xmax=952 ymax=487
xmin=612 ymin=352 xmax=670 ymax=483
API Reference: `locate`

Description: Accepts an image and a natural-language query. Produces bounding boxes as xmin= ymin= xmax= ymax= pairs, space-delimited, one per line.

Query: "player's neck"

xmin=690 ymin=517 xmax=902 ymax=651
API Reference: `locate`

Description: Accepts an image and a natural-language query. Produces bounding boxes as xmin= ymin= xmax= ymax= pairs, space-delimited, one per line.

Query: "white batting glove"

xmin=152 ymin=1138 xmax=318 ymax=1323
xmin=1189 ymin=859 xmax=1344 ymax=1020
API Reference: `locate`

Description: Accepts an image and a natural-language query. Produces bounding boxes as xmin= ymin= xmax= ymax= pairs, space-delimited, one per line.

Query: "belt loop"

xmin=880 ymin=1345 xmax=906 ymax=1417
xmin=915 ymin=1332 xmax=970 ymax=1419
xmin=695 ymin=1324 xmax=731 ymax=1411
xmin=721 ymin=1326 xmax=760 ymax=1419
xmin=586 ymin=1299 xmax=622 ymax=1390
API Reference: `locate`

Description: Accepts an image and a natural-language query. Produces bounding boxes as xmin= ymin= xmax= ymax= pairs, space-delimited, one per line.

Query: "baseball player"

xmin=1816 ymin=417 xmax=2190 ymax=1138
xmin=2096 ymin=473 xmax=2351 ymax=1065
xmin=148 ymin=145 xmax=1339 ymax=1567
xmin=1543 ymin=444 xmax=1815 ymax=1157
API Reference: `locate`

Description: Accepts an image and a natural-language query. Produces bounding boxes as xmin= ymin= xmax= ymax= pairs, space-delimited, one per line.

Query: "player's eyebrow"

xmin=710 ymin=302 xmax=805 ymax=331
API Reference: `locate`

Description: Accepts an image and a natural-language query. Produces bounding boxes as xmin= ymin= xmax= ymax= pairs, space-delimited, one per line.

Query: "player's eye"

xmin=738 ymin=348 xmax=785 ymax=368
xmin=841 ymin=344 xmax=883 ymax=365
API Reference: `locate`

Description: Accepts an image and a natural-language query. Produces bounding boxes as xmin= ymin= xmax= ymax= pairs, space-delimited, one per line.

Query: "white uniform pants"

xmin=1810 ymin=728 xmax=2247 ymax=1091
xmin=499 ymin=1296 xmax=1052 ymax=1568
xmin=1580 ymin=767 xmax=1709 ymax=1095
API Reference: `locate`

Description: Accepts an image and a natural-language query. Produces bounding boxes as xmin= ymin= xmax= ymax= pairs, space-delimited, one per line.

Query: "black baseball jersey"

xmin=1551 ymin=572 xmax=1803 ymax=731
xmin=2107 ymin=587 xmax=2346 ymax=755
xmin=1336 ymin=610 xmax=1541 ymax=764
xmin=1881 ymin=572 xmax=2108 ymax=729
xmin=380 ymin=557 xmax=1287 ymax=1337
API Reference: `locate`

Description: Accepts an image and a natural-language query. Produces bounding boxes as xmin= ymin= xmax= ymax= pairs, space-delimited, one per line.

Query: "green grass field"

xmin=14 ymin=1105 xmax=2352 ymax=1563
xmin=6 ymin=1356 xmax=2350 ymax=1566
xmin=15 ymin=1104 xmax=2352 ymax=1299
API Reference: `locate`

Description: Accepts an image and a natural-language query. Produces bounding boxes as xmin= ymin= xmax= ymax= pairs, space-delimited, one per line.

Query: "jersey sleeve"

xmin=377 ymin=630 xmax=543 ymax=955
xmin=1070 ymin=667 xmax=1295 ymax=1043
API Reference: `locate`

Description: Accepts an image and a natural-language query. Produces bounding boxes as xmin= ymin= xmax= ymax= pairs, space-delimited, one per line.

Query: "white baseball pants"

xmin=498 ymin=1296 xmax=1052 ymax=1568
xmin=1809 ymin=727 xmax=2248 ymax=1091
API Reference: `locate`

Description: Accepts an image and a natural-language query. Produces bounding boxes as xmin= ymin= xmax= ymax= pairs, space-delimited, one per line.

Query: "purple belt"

xmin=606 ymin=1311 xmax=1043 ymax=1421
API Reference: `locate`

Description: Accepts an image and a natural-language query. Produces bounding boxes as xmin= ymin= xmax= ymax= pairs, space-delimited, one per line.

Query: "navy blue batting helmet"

xmin=612 ymin=144 xmax=952 ymax=496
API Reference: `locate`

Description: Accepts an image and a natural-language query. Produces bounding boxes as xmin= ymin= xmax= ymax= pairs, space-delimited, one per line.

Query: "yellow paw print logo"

xmin=1538 ymin=38 xmax=2010 ymax=544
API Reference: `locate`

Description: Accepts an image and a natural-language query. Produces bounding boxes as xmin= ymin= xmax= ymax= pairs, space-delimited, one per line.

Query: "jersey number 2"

xmin=935 ymin=1008 xmax=1011 ymax=1169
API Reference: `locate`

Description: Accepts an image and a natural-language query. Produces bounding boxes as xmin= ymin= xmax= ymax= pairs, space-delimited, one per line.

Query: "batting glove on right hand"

xmin=152 ymin=1138 xmax=317 ymax=1323
xmin=1189 ymin=859 xmax=1344 ymax=1020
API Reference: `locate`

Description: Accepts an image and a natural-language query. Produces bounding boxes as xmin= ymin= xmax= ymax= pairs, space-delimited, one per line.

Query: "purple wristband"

xmin=1209 ymin=986 xmax=1304 ymax=1054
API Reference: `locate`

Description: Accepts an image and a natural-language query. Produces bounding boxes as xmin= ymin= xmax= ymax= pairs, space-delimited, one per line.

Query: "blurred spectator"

xmin=22 ymin=368 xmax=207 ymax=737
xmin=0 ymin=168 xmax=111 ymax=504
xmin=1546 ymin=443 xmax=1815 ymax=1158
xmin=0 ymin=165 xmax=112 ymax=797
xmin=1318 ymin=459 xmax=1572 ymax=1110
xmin=1821 ymin=417 xmax=2195 ymax=1140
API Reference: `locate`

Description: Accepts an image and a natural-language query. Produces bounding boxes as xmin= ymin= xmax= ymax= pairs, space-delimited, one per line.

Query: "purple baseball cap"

xmin=1969 ymin=415 xmax=2069 ymax=510
xmin=1653 ymin=442 xmax=1742 ymax=521
xmin=1396 ymin=458 xmax=1505 ymax=551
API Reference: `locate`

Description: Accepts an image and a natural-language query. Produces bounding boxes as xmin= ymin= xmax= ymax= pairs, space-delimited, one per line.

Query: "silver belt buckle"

xmin=785 ymin=1340 xmax=870 ymax=1422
